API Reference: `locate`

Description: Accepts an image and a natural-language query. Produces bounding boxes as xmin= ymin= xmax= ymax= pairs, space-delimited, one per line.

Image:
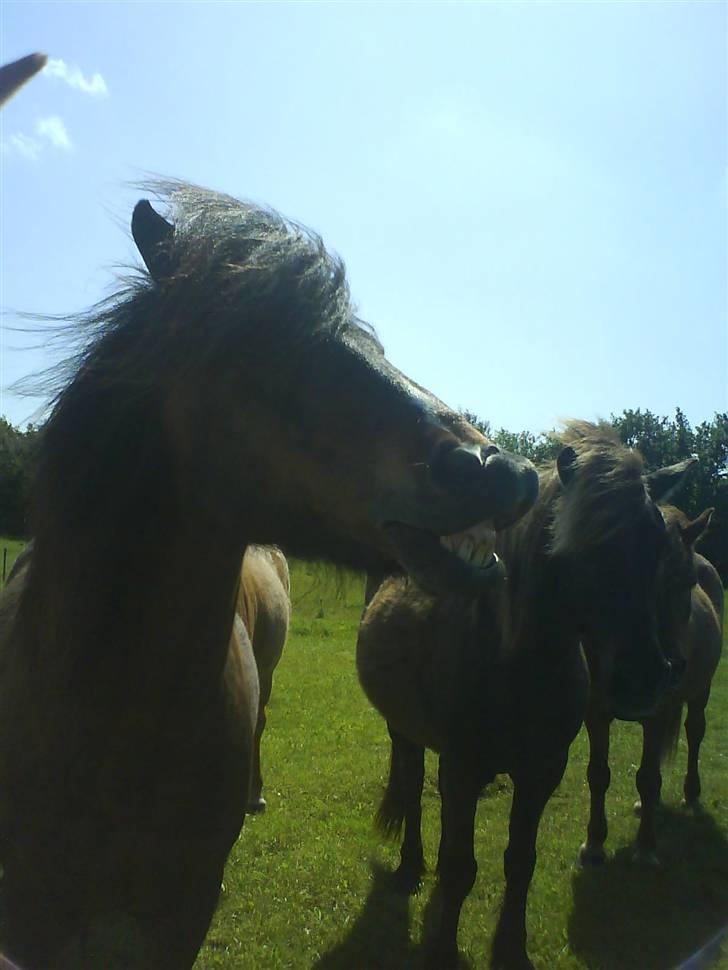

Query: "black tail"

xmin=659 ymin=699 xmax=685 ymax=765
xmin=374 ymin=738 xmax=407 ymax=839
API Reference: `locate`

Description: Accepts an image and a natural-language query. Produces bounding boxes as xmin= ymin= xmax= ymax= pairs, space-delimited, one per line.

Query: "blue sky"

xmin=1 ymin=1 xmax=725 ymax=434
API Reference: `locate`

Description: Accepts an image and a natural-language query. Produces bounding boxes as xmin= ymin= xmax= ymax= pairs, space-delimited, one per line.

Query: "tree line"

xmin=0 ymin=408 xmax=725 ymax=581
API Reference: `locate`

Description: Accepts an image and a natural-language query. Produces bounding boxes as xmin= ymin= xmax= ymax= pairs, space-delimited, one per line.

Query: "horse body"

xmin=0 ymin=184 xmax=538 ymax=969
xmin=358 ymin=422 xmax=687 ymax=970
xmin=237 ymin=545 xmax=291 ymax=812
xmin=580 ymin=507 xmax=723 ymax=867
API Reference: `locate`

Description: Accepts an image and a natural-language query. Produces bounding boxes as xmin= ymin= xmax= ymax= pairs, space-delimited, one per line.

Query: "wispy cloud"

xmin=3 ymin=133 xmax=42 ymax=161
xmin=2 ymin=115 xmax=74 ymax=161
xmin=43 ymin=58 xmax=108 ymax=98
xmin=35 ymin=115 xmax=73 ymax=152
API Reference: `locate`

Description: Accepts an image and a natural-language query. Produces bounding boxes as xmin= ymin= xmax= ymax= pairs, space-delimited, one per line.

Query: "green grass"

xmin=194 ymin=563 xmax=728 ymax=970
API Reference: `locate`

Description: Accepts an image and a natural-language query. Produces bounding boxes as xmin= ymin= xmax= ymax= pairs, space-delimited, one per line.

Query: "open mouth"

xmin=385 ymin=519 xmax=506 ymax=596
xmin=440 ymin=520 xmax=499 ymax=571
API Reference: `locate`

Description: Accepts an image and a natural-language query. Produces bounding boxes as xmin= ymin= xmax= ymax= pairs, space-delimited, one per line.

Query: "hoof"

xmin=389 ymin=864 xmax=423 ymax=896
xmin=492 ymin=946 xmax=535 ymax=970
xmin=247 ymin=796 xmax=267 ymax=814
xmin=424 ymin=939 xmax=460 ymax=970
xmin=633 ymin=800 xmax=642 ymax=817
xmin=632 ymin=847 xmax=660 ymax=867
xmin=578 ymin=843 xmax=606 ymax=868
xmin=682 ymin=797 xmax=702 ymax=813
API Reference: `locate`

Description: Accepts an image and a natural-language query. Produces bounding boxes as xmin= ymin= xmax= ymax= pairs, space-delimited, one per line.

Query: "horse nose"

xmin=429 ymin=444 xmax=538 ymax=528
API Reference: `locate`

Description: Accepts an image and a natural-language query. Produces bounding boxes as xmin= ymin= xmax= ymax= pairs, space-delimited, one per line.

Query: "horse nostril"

xmin=483 ymin=444 xmax=500 ymax=460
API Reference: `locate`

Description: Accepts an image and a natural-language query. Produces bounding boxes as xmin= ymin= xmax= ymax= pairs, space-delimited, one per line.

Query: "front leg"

xmin=426 ymin=754 xmax=480 ymax=970
xmin=491 ymin=751 xmax=568 ymax=970
xmin=578 ymin=705 xmax=612 ymax=867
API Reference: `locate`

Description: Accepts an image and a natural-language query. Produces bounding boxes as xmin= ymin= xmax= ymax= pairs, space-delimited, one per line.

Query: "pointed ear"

xmin=681 ymin=508 xmax=714 ymax=548
xmin=557 ymin=446 xmax=578 ymax=487
xmin=131 ymin=200 xmax=174 ymax=281
xmin=645 ymin=457 xmax=697 ymax=504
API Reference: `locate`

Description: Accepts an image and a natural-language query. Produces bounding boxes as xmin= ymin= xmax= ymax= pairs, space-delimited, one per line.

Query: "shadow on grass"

xmin=568 ymin=805 xmax=728 ymax=970
xmin=312 ymin=862 xmax=474 ymax=970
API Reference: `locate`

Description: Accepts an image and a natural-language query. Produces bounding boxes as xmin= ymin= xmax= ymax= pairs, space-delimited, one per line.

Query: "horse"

xmin=0 ymin=182 xmax=539 ymax=970
xmin=0 ymin=52 xmax=47 ymax=107
xmin=579 ymin=504 xmax=723 ymax=867
xmin=357 ymin=421 xmax=689 ymax=970
xmin=237 ymin=545 xmax=291 ymax=813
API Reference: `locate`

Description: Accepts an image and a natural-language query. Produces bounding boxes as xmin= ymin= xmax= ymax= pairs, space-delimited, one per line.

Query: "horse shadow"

xmin=312 ymin=862 xmax=474 ymax=970
xmin=568 ymin=804 xmax=728 ymax=970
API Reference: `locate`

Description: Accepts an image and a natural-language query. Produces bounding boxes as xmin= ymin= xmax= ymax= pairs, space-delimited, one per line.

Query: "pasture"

xmin=1 ymin=547 xmax=726 ymax=969
xmin=199 ymin=562 xmax=728 ymax=970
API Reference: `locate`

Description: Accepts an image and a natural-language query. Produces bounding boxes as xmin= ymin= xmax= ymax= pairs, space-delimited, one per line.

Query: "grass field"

xmin=194 ymin=562 xmax=728 ymax=970
xmin=1 ymin=544 xmax=725 ymax=970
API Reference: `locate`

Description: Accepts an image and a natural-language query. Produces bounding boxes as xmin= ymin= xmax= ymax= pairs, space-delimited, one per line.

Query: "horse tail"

xmin=374 ymin=740 xmax=407 ymax=838
xmin=660 ymin=700 xmax=685 ymax=765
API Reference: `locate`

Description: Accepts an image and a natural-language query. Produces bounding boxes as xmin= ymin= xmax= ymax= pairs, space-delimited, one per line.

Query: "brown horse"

xmin=0 ymin=52 xmax=47 ymax=107
xmin=0 ymin=183 xmax=539 ymax=970
xmin=357 ymin=422 xmax=688 ymax=970
xmin=237 ymin=545 xmax=291 ymax=813
xmin=579 ymin=504 xmax=723 ymax=867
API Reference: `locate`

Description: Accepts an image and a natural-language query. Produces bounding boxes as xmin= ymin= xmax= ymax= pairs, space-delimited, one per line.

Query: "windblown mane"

xmin=24 ymin=183 xmax=381 ymax=542
xmin=549 ymin=420 xmax=646 ymax=559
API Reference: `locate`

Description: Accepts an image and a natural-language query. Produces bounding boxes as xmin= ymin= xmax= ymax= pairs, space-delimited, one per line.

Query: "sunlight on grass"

xmin=194 ymin=562 xmax=728 ymax=970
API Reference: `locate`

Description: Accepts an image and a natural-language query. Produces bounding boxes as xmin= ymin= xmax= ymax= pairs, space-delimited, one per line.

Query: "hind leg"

xmin=684 ymin=688 xmax=710 ymax=808
xmin=248 ymin=670 xmax=273 ymax=813
xmin=379 ymin=723 xmax=426 ymax=894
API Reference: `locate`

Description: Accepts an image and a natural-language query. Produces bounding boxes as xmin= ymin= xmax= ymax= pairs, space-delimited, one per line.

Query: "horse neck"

xmin=20 ymin=514 xmax=247 ymax=702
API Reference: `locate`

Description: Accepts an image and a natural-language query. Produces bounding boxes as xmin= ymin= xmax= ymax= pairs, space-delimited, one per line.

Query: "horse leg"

xmin=684 ymin=688 xmax=710 ymax=808
xmin=425 ymin=754 xmax=480 ymax=970
xmin=634 ymin=717 xmax=664 ymax=865
xmin=377 ymin=723 xmax=425 ymax=893
xmin=248 ymin=669 xmax=273 ymax=813
xmin=491 ymin=751 xmax=568 ymax=970
xmin=578 ymin=707 xmax=611 ymax=867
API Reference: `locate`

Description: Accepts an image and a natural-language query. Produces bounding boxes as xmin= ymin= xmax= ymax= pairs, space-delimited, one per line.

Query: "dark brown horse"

xmin=0 ymin=183 xmax=538 ymax=970
xmin=0 ymin=52 xmax=47 ymax=107
xmin=237 ymin=545 xmax=291 ymax=813
xmin=579 ymin=504 xmax=723 ymax=867
xmin=357 ymin=422 xmax=688 ymax=970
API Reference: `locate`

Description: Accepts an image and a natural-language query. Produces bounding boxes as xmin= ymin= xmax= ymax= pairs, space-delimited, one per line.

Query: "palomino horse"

xmin=237 ymin=545 xmax=291 ymax=813
xmin=579 ymin=504 xmax=723 ymax=867
xmin=0 ymin=52 xmax=47 ymax=107
xmin=357 ymin=422 xmax=687 ymax=970
xmin=0 ymin=183 xmax=539 ymax=970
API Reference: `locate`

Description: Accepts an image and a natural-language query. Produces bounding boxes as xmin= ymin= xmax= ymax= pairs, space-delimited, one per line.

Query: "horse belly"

xmin=357 ymin=598 xmax=448 ymax=752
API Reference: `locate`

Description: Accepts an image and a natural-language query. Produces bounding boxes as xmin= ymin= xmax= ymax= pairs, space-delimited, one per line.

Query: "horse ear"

xmin=681 ymin=508 xmax=714 ymax=548
xmin=131 ymin=200 xmax=174 ymax=281
xmin=557 ymin=446 xmax=578 ymax=487
xmin=645 ymin=457 xmax=697 ymax=504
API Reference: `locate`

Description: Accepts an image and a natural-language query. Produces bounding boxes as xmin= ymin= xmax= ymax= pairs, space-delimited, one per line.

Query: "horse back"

xmin=695 ymin=553 xmax=723 ymax=631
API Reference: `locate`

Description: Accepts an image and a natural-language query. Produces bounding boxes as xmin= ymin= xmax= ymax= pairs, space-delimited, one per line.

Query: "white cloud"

xmin=43 ymin=58 xmax=108 ymax=98
xmin=5 ymin=133 xmax=42 ymax=161
xmin=35 ymin=115 xmax=73 ymax=152
xmin=2 ymin=116 xmax=74 ymax=160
